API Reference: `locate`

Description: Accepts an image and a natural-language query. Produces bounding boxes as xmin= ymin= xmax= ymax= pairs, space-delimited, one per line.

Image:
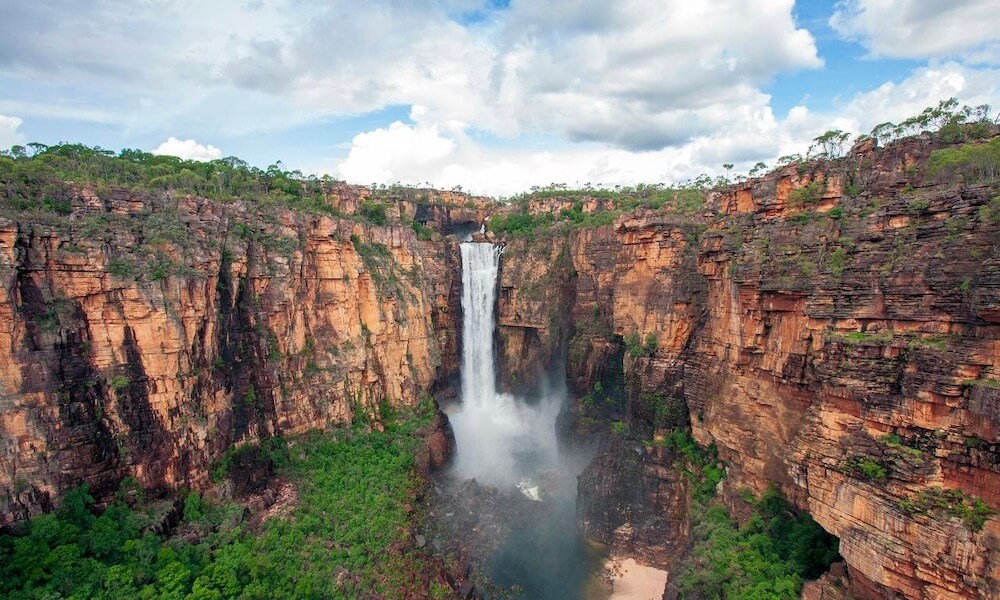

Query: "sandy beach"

xmin=606 ymin=558 xmax=668 ymax=600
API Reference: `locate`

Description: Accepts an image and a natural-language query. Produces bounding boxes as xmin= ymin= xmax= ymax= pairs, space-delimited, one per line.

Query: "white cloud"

xmin=835 ymin=62 xmax=1000 ymax=132
xmin=830 ymin=0 xmax=1000 ymax=63
xmin=151 ymin=137 xmax=222 ymax=161
xmin=485 ymin=0 xmax=821 ymax=149
xmin=335 ymin=61 xmax=1000 ymax=196
xmin=0 ymin=114 xmax=25 ymax=150
xmin=0 ymin=0 xmax=820 ymax=151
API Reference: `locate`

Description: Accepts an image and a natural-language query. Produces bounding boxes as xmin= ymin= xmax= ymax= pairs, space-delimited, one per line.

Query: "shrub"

xmin=411 ymin=220 xmax=433 ymax=240
xmin=827 ymin=247 xmax=846 ymax=277
xmin=107 ymin=258 xmax=136 ymax=279
xmin=897 ymin=487 xmax=995 ymax=532
xmin=788 ymin=181 xmax=823 ymax=205
xmin=0 ymin=411 xmax=439 ymax=599
xmin=907 ymin=198 xmax=931 ymax=214
xmin=979 ymin=195 xmax=1000 ymax=225
xmin=846 ymin=456 xmax=889 ymax=482
xmin=674 ymin=486 xmax=841 ymax=598
xmin=359 ymin=200 xmax=387 ymax=225
xmin=109 ymin=375 xmax=130 ymax=391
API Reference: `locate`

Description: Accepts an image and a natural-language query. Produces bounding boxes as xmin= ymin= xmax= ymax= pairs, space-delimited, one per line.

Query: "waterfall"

xmin=450 ymin=243 xmax=603 ymax=598
xmin=449 ymin=242 xmax=562 ymax=490
xmin=459 ymin=243 xmax=503 ymax=410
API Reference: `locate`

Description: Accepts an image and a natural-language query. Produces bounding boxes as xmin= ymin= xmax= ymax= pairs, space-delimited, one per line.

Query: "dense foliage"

xmin=0 ymin=144 xmax=351 ymax=216
xmin=487 ymin=186 xmax=707 ymax=237
xmin=0 ymin=403 xmax=440 ymax=599
xmin=674 ymin=487 xmax=841 ymax=600
xmin=927 ymin=137 xmax=1000 ymax=182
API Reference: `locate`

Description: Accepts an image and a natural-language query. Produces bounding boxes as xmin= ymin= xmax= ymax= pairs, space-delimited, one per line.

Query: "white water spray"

xmin=449 ymin=243 xmax=563 ymax=492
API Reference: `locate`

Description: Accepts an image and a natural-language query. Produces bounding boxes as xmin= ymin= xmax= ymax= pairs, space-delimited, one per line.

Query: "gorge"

xmin=1 ymin=121 xmax=999 ymax=599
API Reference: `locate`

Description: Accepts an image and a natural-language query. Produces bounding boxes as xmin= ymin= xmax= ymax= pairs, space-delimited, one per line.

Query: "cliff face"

xmin=495 ymin=136 xmax=1000 ymax=599
xmin=0 ymin=189 xmax=464 ymax=525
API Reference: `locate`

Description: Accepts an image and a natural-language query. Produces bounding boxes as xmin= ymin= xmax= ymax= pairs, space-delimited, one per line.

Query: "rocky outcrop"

xmin=495 ymin=135 xmax=1000 ymax=599
xmin=0 ymin=188 xmax=463 ymax=525
xmin=577 ymin=439 xmax=691 ymax=569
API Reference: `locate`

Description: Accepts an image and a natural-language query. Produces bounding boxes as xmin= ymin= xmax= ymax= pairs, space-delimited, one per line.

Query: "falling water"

xmin=449 ymin=242 xmax=562 ymax=489
xmin=448 ymin=242 xmax=604 ymax=599
xmin=459 ymin=243 xmax=502 ymax=412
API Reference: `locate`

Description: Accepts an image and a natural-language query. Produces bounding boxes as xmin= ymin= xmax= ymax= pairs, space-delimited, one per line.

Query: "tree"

xmin=810 ymin=129 xmax=850 ymax=159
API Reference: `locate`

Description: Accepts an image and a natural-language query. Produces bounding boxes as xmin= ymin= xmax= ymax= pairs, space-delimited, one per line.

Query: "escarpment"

xmin=0 ymin=188 xmax=472 ymax=524
xmin=494 ymin=135 xmax=1000 ymax=599
xmin=2 ymin=133 xmax=999 ymax=599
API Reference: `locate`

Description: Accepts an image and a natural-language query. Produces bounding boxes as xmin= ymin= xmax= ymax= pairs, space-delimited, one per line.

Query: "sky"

xmin=1 ymin=0 xmax=998 ymax=197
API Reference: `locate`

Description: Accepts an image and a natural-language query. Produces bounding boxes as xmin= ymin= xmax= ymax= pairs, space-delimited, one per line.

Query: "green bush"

xmin=109 ymin=375 xmax=130 ymax=391
xmin=907 ymin=198 xmax=931 ymax=214
xmin=107 ymin=258 xmax=136 ymax=279
xmin=846 ymin=456 xmax=889 ymax=482
xmin=827 ymin=247 xmax=846 ymax=277
xmin=979 ymin=195 xmax=1000 ymax=225
xmin=788 ymin=181 xmax=823 ymax=206
xmin=359 ymin=200 xmax=387 ymax=225
xmin=411 ymin=220 xmax=433 ymax=240
xmin=488 ymin=211 xmax=555 ymax=237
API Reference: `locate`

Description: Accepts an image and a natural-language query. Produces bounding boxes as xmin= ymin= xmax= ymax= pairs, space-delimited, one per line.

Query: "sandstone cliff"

xmin=0 ymin=187 xmax=467 ymax=525
xmin=494 ymin=135 xmax=1000 ymax=599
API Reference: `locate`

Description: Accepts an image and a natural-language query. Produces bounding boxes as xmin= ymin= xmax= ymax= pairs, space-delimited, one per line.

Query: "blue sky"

xmin=1 ymin=0 xmax=997 ymax=196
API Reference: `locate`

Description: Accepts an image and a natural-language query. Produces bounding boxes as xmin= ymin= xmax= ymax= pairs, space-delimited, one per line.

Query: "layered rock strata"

xmin=0 ymin=188 xmax=466 ymax=524
xmin=495 ymin=136 xmax=1000 ymax=599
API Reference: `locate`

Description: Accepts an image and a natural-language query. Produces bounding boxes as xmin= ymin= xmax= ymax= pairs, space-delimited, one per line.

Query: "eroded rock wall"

xmin=0 ymin=190 xmax=463 ymax=524
xmin=495 ymin=136 xmax=1000 ymax=599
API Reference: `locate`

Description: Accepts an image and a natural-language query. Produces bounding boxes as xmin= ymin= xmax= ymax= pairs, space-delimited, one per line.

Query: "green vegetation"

xmin=961 ymin=378 xmax=1000 ymax=390
xmin=926 ymin=137 xmax=1000 ymax=182
xmin=826 ymin=247 xmax=846 ymax=278
xmin=826 ymin=330 xmax=894 ymax=345
xmin=623 ymin=331 xmax=658 ymax=358
xmin=489 ymin=183 xmax=708 ymax=237
xmin=0 ymin=143 xmax=349 ymax=216
xmin=487 ymin=211 xmax=555 ymax=237
xmin=109 ymin=375 xmax=131 ymax=392
xmin=897 ymin=487 xmax=995 ymax=532
xmin=870 ymin=98 xmax=995 ymax=147
xmin=640 ymin=394 xmax=686 ymax=429
xmin=358 ymin=200 xmax=387 ymax=225
xmin=787 ymin=181 xmax=823 ymax=206
xmin=810 ymin=129 xmax=851 ymax=159
xmin=907 ymin=198 xmax=931 ymax=214
xmin=906 ymin=333 xmax=958 ymax=352
xmin=0 ymin=402 xmax=439 ymax=599
xmin=979 ymin=195 xmax=1000 ymax=225
xmin=674 ymin=486 xmax=841 ymax=599
xmin=845 ymin=456 xmax=889 ymax=482
xmin=411 ymin=220 xmax=434 ymax=241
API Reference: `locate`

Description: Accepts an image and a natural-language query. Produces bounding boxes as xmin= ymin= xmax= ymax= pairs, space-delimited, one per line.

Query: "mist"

xmin=448 ymin=242 xmax=577 ymax=494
